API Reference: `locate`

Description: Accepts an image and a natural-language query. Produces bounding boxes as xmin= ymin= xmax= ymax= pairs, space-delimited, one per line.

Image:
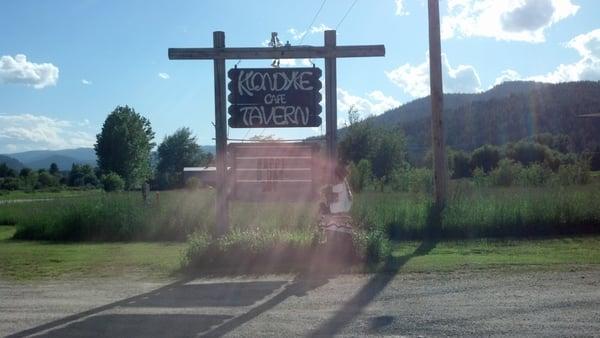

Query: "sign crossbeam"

xmin=169 ymin=45 xmax=385 ymax=60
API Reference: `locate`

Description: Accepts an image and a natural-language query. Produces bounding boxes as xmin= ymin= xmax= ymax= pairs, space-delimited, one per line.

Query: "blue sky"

xmin=1 ymin=0 xmax=599 ymax=153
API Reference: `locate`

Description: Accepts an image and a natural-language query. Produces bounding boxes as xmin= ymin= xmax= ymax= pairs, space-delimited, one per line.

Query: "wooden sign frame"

xmin=169 ymin=30 xmax=385 ymax=235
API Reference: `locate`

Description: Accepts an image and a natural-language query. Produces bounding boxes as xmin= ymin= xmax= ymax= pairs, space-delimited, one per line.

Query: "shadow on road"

xmin=7 ymin=278 xmax=296 ymax=338
xmin=8 ymin=274 xmax=330 ymax=337
xmin=308 ymin=240 xmax=438 ymax=337
xmin=201 ymin=275 xmax=330 ymax=337
xmin=9 ymin=241 xmax=436 ymax=337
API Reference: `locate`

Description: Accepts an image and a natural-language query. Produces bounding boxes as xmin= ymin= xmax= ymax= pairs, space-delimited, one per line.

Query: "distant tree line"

xmin=1 ymin=105 xmax=212 ymax=193
xmin=338 ymin=107 xmax=598 ymax=193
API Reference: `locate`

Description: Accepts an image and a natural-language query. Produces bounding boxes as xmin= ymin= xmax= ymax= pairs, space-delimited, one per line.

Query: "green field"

xmin=1 ymin=225 xmax=599 ymax=280
xmin=1 ymin=183 xmax=600 ymax=278
xmin=0 ymin=189 xmax=101 ymax=201
xmin=387 ymin=237 xmax=600 ymax=272
xmin=0 ymin=226 xmax=185 ymax=280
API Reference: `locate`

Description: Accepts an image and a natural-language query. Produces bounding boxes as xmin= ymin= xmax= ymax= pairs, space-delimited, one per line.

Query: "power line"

xmin=335 ymin=0 xmax=359 ymax=30
xmin=299 ymin=0 xmax=328 ymax=44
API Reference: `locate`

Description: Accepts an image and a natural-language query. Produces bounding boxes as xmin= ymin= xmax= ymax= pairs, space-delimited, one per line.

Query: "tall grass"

xmin=2 ymin=189 xmax=319 ymax=242
xmin=352 ymin=183 xmax=600 ymax=240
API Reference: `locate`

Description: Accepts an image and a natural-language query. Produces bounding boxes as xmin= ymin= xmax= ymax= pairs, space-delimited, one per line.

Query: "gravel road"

xmin=1 ymin=268 xmax=599 ymax=337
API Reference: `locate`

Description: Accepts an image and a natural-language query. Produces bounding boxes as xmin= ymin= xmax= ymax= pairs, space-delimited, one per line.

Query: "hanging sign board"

xmin=228 ymin=67 xmax=322 ymax=128
xmin=229 ymin=142 xmax=323 ymax=201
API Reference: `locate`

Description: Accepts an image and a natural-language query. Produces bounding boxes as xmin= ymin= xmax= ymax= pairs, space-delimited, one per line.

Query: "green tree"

xmin=338 ymin=107 xmax=407 ymax=190
xmin=348 ymin=159 xmax=372 ymax=192
xmin=0 ymin=163 xmax=16 ymax=178
xmin=449 ymin=150 xmax=471 ymax=178
xmin=38 ymin=171 xmax=59 ymax=188
xmin=101 ymin=172 xmax=125 ymax=192
xmin=338 ymin=107 xmax=377 ymax=165
xmin=95 ymin=105 xmax=155 ymax=189
xmin=505 ymin=140 xmax=558 ymax=169
xmin=19 ymin=168 xmax=31 ymax=178
xmin=371 ymin=128 xmax=407 ymax=190
xmin=69 ymin=164 xmax=99 ymax=187
xmin=470 ymin=145 xmax=501 ymax=173
xmin=0 ymin=177 xmax=19 ymax=190
xmin=49 ymin=162 xmax=59 ymax=176
xmin=156 ymin=127 xmax=211 ymax=189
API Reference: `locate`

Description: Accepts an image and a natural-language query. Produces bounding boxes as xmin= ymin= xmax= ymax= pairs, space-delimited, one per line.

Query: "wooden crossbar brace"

xmin=169 ymin=45 xmax=385 ymax=60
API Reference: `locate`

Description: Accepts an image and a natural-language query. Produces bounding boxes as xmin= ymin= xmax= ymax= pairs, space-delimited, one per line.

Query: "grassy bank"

xmin=2 ymin=225 xmax=598 ymax=280
xmin=385 ymin=237 xmax=600 ymax=272
xmin=0 ymin=226 xmax=185 ymax=280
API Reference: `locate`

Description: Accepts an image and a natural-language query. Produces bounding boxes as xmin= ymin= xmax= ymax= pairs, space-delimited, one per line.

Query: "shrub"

xmin=185 ymin=177 xmax=203 ymax=190
xmin=348 ymin=159 xmax=372 ymax=192
xmin=506 ymin=141 xmax=558 ymax=168
xmin=0 ymin=177 xmax=20 ymax=191
xmin=470 ymin=145 xmax=501 ymax=173
xmin=472 ymin=167 xmax=488 ymax=187
xmin=517 ymin=163 xmax=552 ymax=186
xmin=182 ymin=232 xmax=211 ymax=266
xmin=408 ymin=167 xmax=433 ymax=193
xmin=388 ymin=167 xmax=432 ymax=194
xmin=37 ymin=171 xmax=60 ymax=188
xmin=450 ymin=150 xmax=471 ymax=178
xmin=352 ymin=230 xmax=392 ymax=264
xmin=183 ymin=228 xmax=318 ymax=271
xmin=489 ymin=159 xmax=522 ymax=186
xmin=558 ymin=161 xmax=590 ymax=186
xmin=389 ymin=168 xmax=409 ymax=192
xmin=101 ymin=173 xmax=125 ymax=192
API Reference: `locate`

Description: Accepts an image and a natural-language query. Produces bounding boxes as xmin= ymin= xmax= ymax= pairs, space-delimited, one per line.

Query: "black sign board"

xmin=228 ymin=67 xmax=322 ymax=128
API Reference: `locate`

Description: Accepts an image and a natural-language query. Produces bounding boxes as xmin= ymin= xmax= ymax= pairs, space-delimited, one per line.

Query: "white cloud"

xmin=386 ymin=53 xmax=482 ymax=98
xmin=309 ymin=24 xmax=332 ymax=34
xmin=286 ymin=24 xmax=332 ymax=42
xmin=494 ymin=29 xmax=600 ymax=84
xmin=81 ymin=79 xmax=92 ymax=85
xmin=395 ymin=0 xmax=409 ymax=16
xmin=337 ymin=88 xmax=401 ymax=121
xmin=158 ymin=72 xmax=170 ymax=80
xmin=0 ymin=114 xmax=95 ymax=153
xmin=0 ymin=54 xmax=59 ymax=89
xmin=287 ymin=28 xmax=306 ymax=41
xmin=278 ymin=59 xmax=297 ymax=67
xmin=568 ymin=28 xmax=600 ymax=60
xmin=493 ymin=69 xmax=522 ymax=86
xmin=441 ymin=0 xmax=579 ymax=43
xmin=276 ymin=59 xmax=313 ymax=67
xmin=301 ymin=59 xmax=313 ymax=66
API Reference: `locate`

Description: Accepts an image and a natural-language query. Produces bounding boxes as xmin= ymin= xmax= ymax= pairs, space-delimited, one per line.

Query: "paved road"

xmin=1 ymin=267 xmax=599 ymax=337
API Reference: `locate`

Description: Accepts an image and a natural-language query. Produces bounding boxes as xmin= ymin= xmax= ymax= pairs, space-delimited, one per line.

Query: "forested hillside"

xmin=360 ymin=81 xmax=600 ymax=158
xmin=0 ymin=155 xmax=24 ymax=171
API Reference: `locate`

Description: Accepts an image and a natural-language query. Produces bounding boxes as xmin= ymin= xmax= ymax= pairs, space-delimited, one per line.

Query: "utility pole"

xmin=213 ymin=31 xmax=229 ymax=236
xmin=325 ymin=30 xmax=338 ymax=183
xmin=428 ymin=0 xmax=447 ymax=211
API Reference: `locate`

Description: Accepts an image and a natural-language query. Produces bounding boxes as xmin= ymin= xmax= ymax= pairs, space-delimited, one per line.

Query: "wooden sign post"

xmin=169 ymin=30 xmax=384 ymax=235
